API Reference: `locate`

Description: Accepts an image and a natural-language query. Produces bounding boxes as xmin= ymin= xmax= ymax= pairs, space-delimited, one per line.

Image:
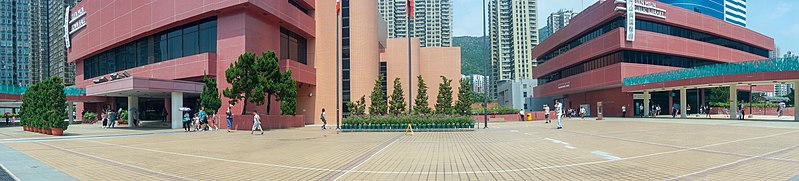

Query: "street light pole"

xmin=482 ymin=0 xmax=488 ymax=129
xmin=749 ymin=85 xmax=753 ymax=118
xmin=407 ymin=0 xmax=413 ymax=114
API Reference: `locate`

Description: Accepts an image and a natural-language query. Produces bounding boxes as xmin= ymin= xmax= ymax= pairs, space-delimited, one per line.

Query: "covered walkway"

xmin=622 ymin=57 xmax=799 ymax=121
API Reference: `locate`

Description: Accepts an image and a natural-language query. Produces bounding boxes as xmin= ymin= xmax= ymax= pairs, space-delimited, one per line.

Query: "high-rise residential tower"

xmin=378 ymin=0 xmax=453 ymax=47
xmin=48 ymin=0 xmax=77 ymax=85
xmin=658 ymin=0 xmax=746 ymax=26
xmin=489 ymin=0 xmax=538 ymax=97
xmin=0 ymin=0 xmax=50 ymax=86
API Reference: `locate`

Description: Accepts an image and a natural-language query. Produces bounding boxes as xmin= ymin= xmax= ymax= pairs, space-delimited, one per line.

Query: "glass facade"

xmin=83 ymin=17 xmax=217 ymax=80
xmin=538 ymin=51 xmax=721 ymax=85
xmin=279 ymin=28 xmax=308 ymax=64
xmin=0 ymin=0 xmax=44 ymax=86
xmin=538 ymin=17 xmax=768 ymax=63
xmin=657 ymin=0 xmax=724 ymax=20
xmin=341 ymin=0 xmax=351 ymax=115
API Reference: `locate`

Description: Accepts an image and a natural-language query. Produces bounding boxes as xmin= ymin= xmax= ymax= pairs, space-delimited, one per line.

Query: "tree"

xmin=223 ymin=52 xmax=262 ymax=115
xmin=413 ymin=75 xmax=432 ymax=114
xmin=200 ymin=76 xmax=222 ymax=115
xmin=389 ymin=78 xmax=406 ymax=115
xmin=435 ymin=76 xmax=454 ymax=114
xmin=348 ymin=95 xmax=367 ymax=116
xmin=223 ymin=51 xmax=294 ymax=115
xmin=277 ymin=70 xmax=297 ymax=115
xmin=454 ymin=78 xmax=473 ymax=115
xmin=709 ymin=87 xmax=730 ymax=104
xmin=21 ymin=77 xmax=67 ymax=130
xmin=369 ymin=74 xmax=388 ymax=115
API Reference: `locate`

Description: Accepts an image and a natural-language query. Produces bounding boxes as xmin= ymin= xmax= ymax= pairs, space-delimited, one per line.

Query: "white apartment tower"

xmin=546 ymin=9 xmax=575 ymax=38
xmin=489 ymin=0 xmax=538 ymax=97
xmin=378 ymin=0 xmax=453 ymax=47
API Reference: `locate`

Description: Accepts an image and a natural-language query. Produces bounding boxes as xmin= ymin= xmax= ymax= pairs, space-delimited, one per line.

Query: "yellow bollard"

xmin=405 ymin=124 xmax=414 ymax=135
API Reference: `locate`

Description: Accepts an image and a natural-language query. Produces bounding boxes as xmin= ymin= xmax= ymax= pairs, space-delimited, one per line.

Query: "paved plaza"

xmin=1 ymin=117 xmax=799 ymax=180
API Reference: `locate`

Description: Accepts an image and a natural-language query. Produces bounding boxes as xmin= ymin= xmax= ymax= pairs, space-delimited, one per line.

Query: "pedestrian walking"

xmin=672 ymin=103 xmax=678 ymax=118
xmin=639 ymin=104 xmax=644 ymax=117
xmin=656 ymin=105 xmax=661 ymax=116
xmin=739 ymin=102 xmax=745 ymax=120
xmin=199 ymin=108 xmax=208 ymax=131
xmin=183 ymin=112 xmax=191 ymax=132
xmin=519 ymin=110 xmax=525 ymax=121
xmin=226 ymin=106 xmax=233 ymax=132
xmin=555 ymin=100 xmax=563 ymax=129
xmin=252 ymin=111 xmax=264 ymax=135
xmin=320 ymin=108 xmax=327 ymax=129
xmin=108 ymin=109 xmax=116 ymax=128
xmin=687 ymin=104 xmax=692 ymax=117
xmin=621 ymin=105 xmax=627 ymax=118
xmin=544 ymin=104 xmax=551 ymax=123
xmin=778 ymin=102 xmax=786 ymax=117
xmin=101 ymin=112 xmax=107 ymax=128
xmin=705 ymin=105 xmax=711 ymax=118
xmin=579 ymin=106 xmax=586 ymax=120
xmin=210 ymin=113 xmax=219 ymax=131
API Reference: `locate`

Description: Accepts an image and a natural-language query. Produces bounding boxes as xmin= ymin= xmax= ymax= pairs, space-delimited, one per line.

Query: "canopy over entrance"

xmin=86 ymin=77 xmax=203 ymax=97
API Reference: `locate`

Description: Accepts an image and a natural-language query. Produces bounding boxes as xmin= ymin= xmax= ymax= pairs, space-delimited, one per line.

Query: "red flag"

xmin=407 ymin=0 xmax=414 ymax=19
xmin=336 ymin=0 xmax=341 ymax=15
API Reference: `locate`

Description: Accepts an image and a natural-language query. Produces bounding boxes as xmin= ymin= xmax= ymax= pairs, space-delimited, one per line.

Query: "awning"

xmin=86 ymin=77 xmax=203 ymax=98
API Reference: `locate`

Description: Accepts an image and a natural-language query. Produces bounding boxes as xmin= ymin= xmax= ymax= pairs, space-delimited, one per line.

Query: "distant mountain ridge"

xmin=453 ymin=36 xmax=488 ymax=76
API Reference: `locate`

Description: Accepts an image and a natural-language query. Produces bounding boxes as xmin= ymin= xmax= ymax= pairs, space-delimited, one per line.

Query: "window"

xmin=182 ymin=24 xmax=198 ymax=56
xmin=83 ymin=17 xmax=217 ymax=80
xmin=279 ymin=27 xmax=308 ymax=64
xmin=167 ymin=29 xmax=182 ymax=59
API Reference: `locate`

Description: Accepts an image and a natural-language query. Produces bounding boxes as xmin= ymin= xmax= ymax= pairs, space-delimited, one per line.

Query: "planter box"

xmin=341 ymin=123 xmax=476 ymax=132
xmin=225 ymin=114 xmax=305 ymax=130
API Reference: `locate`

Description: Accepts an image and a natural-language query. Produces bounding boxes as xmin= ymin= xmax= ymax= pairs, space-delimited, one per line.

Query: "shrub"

xmin=342 ymin=114 xmax=474 ymax=129
xmin=471 ymin=106 xmax=520 ymax=115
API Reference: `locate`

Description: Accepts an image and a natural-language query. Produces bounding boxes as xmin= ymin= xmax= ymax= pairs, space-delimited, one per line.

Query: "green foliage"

xmin=120 ymin=110 xmax=129 ymax=120
xmin=348 ymin=95 xmax=367 ymax=116
xmin=200 ymin=76 xmax=222 ymax=115
xmin=21 ymin=77 xmax=68 ymax=130
xmin=454 ymin=78 xmax=473 ymax=115
xmin=435 ymin=76 xmax=454 ymax=114
xmin=342 ymin=115 xmax=474 ymax=127
xmin=784 ymin=88 xmax=795 ymax=106
xmin=223 ymin=52 xmax=260 ymax=114
xmin=453 ymin=36 xmax=488 ymax=75
xmin=709 ymin=102 xmax=780 ymax=108
xmin=413 ymin=75 xmax=432 ymax=115
xmin=82 ymin=112 xmax=97 ymax=121
xmin=471 ymin=91 xmax=493 ymax=103
xmin=471 ymin=106 xmax=520 ymax=115
xmin=369 ymin=74 xmax=388 ymax=115
xmin=277 ymin=70 xmax=297 ymax=115
xmin=389 ymin=78 xmax=406 ymax=115
xmin=223 ymin=51 xmax=297 ymax=115
xmin=709 ymin=87 xmax=730 ymax=103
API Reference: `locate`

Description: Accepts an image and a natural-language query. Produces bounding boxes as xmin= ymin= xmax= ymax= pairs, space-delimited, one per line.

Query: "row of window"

xmin=279 ymin=28 xmax=308 ymax=64
xmin=538 ymin=17 xmax=770 ymax=63
xmin=83 ymin=17 xmax=217 ymax=80
xmin=538 ymin=51 xmax=720 ymax=85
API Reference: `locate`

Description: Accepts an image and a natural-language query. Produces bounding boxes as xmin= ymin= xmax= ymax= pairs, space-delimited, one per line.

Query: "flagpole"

xmin=336 ymin=5 xmax=341 ymax=130
xmin=407 ymin=0 xmax=413 ymax=114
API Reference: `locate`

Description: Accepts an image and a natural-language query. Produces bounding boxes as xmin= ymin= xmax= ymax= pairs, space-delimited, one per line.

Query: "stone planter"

xmin=45 ymin=129 xmax=52 ymax=135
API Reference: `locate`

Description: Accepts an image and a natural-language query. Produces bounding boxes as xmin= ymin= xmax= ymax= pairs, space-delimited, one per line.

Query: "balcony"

xmin=279 ymin=59 xmax=316 ymax=85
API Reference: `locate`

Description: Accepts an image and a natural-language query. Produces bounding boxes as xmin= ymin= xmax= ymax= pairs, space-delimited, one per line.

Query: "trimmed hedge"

xmin=471 ymin=106 xmax=519 ymax=115
xmin=342 ymin=115 xmax=475 ymax=129
xmin=709 ymin=102 xmax=780 ymax=108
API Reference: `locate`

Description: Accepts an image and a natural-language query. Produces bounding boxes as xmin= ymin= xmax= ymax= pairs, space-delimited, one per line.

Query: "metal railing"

xmin=0 ymin=84 xmax=86 ymax=96
xmin=624 ymin=57 xmax=799 ymax=86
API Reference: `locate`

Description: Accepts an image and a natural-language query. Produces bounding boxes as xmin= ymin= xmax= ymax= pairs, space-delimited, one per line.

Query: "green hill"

xmin=453 ymin=36 xmax=488 ymax=76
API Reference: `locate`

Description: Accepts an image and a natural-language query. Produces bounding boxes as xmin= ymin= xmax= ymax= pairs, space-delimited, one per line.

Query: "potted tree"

xmin=51 ymin=114 xmax=68 ymax=136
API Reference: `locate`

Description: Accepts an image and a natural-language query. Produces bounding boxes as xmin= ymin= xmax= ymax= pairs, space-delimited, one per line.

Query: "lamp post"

xmin=335 ymin=8 xmax=340 ymax=130
xmin=749 ymin=85 xmax=753 ymax=118
xmin=482 ymin=0 xmax=488 ymax=129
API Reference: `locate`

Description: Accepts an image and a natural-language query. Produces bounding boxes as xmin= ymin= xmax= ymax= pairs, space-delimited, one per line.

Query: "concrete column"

xmin=643 ymin=91 xmax=650 ymax=117
xmin=729 ymin=85 xmax=738 ymax=119
xmin=67 ymin=102 xmax=75 ymax=123
xmin=795 ymin=82 xmax=799 ymax=121
xmin=680 ymin=88 xmax=687 ymax=118
xmin=127 ymin=96 xmax=139 ymax=128
xmin=171 ymin=92 xmax=183 ymax=129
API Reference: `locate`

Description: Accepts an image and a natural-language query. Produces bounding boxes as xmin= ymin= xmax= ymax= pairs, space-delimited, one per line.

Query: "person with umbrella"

xmin=180 ymin=107 xmax=191 ymax=132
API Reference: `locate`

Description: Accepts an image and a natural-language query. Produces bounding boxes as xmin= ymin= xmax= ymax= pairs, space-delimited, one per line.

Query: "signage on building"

xmin=626 ymin=0 xmax=636 ymax=41
xmin=557 ymin=82 xmax=571 ymax=89
xmin=633 ymin=94 xmax=650 ymax=99
xmin=616 ymin=0 xmax=667 ymax=42
xmin=64 ymin=6 xmax=87 ymax=49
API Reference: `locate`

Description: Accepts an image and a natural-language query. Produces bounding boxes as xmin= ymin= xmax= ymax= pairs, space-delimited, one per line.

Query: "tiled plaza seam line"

xmin=558 ymin=128 xmax=799 ymax=163
xmin=0 ymin=130 xmax=185 ymax=143
xmin=36 ymin=142 xmax=193 ymax=181
xmin=0 ymin=163 xmax=20 ymax=181
xmin=332 ymin=135 xmax=402 ymax=181
xmin=667 ymin=144 xmax=799 ymax=180
xmin=80 ymin=129 xmax=799 ymax=175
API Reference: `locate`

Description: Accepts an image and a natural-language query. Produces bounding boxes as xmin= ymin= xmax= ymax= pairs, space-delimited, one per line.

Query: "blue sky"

xmin=453 ymin=0 xmax=799 ymax=54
